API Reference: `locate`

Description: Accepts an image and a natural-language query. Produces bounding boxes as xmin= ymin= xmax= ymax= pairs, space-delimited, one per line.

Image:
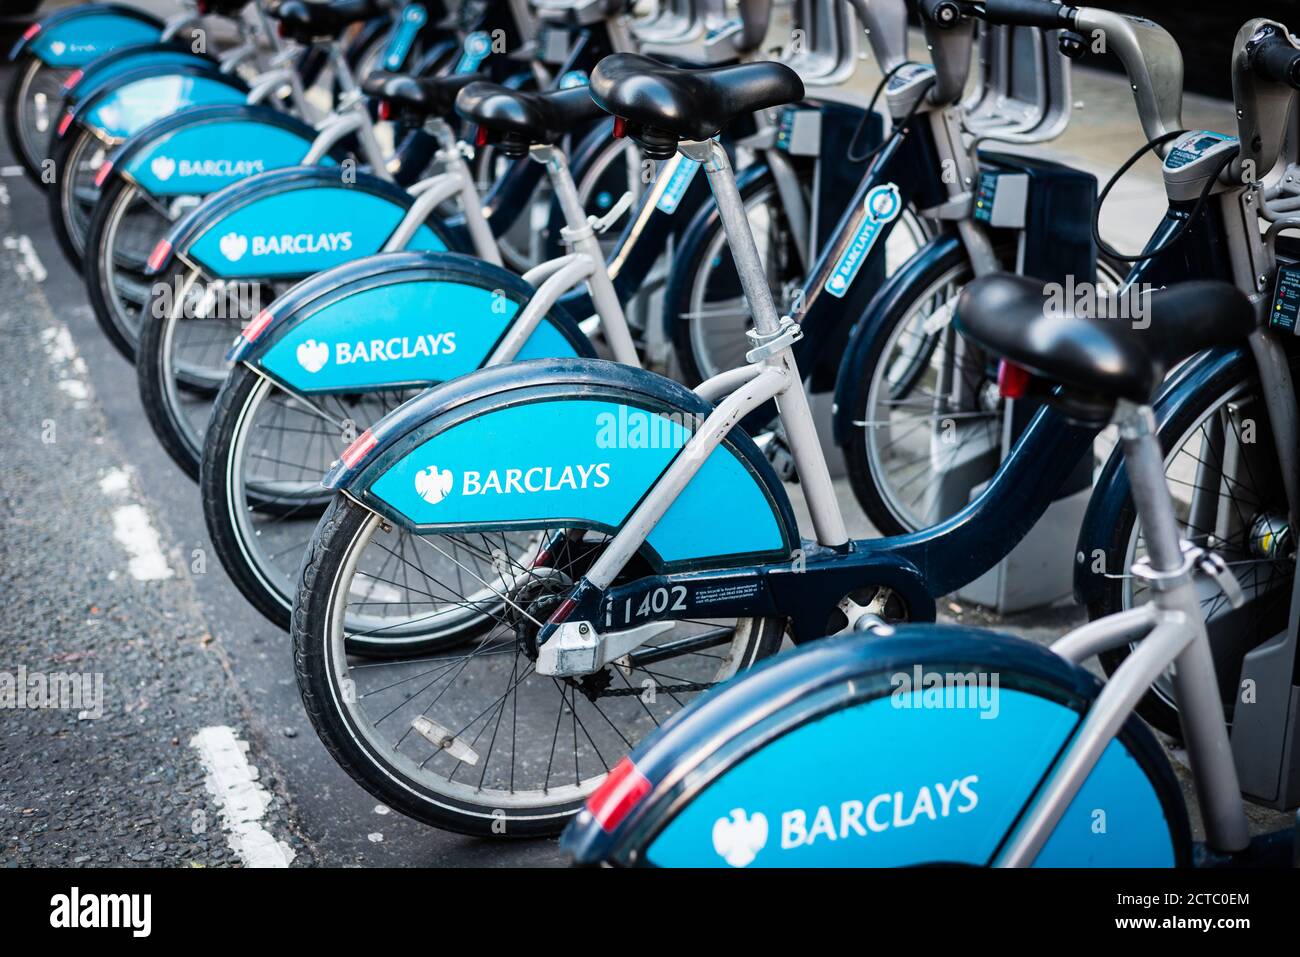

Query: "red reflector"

xmin=63 ymin=68 xmax=84 ymax=91
xmin=57 ymin=112 xmax=74 ymax=137
xmin=613 ymin=117 xmax=627 ymax=139
xmin=474 ymin=126 xmax=488 ymax=148
xmin=94 ymin=160 xmax=113 ymax=188
xmin=340 ymin=430 xmax=378 ymax=469
xmin=587 ymin=757 xmax=651 ymax=832
xmin=378 ymin=100 xmax=392 ymax=121
xmin=998 ymin=360 xmax=1032 ymax=399
xmin=146 ymin=239 xmax=172 ymax=273
xmin=240 ymin=308 xmax=275 ymax=343
xmin=547 ymin=597 xmax=578 ymax=625
xmin=23 ymin=23 xmax=41 ymax=41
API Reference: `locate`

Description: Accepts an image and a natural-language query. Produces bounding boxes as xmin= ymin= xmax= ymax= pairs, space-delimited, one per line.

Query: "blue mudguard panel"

xmin=77 ymin=68 xmax=248 ymax=141
xmin=65 ymin=46 xmax=212 ymax=106
xmin=335 ymin=358 xmax=798 ymax=569
xmin=245 ymin=255 xmax=592 ymax=393
xmin=562 ymin=627 xmax=1189 ymax=867
xmin=20 ymin=6 xmax=161 ymax=67
xmin=117 ymin=108 xmax=323 ymax=196
xmin=647 ymin=691 xmax=1175 ymax=867
xmin=177 ymin=172 xmax=447 ymax=278
xmin=367 ymin=398 xmax=787 ymax=565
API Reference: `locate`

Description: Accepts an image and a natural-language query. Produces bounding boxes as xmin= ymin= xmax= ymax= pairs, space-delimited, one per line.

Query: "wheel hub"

xmin=505 ymin=572 xmax=573 ymax=660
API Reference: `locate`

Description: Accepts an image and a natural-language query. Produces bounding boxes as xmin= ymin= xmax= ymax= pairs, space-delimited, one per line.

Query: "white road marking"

xmin=99 ymin=467 xmax=132 ymax=496
xmin=111 ymin=504 xmax=175 ymax=581
xmin=39 ymin=325 xmax=89 ymax=409
xmin=0 ymin=165 xmax=24 ymax=177
xmin=4 ymin=234 xmax=47 ymax=281
xmin=190 ymin=726 xmax=296 ymax=869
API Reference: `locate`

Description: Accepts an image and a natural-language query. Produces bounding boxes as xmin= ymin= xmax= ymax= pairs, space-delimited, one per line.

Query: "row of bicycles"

xmin=10 ymin=0 xmax=1300 ymax=867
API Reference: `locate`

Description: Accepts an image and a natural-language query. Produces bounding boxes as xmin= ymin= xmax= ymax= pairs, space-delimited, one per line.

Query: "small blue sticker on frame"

xmin=384 ymin=4 xmax=427 ymax=70
xmin=825 ymin=184 xmax=902 ymax=299
xmin=655 ymin=157 xmax=701 ymax=215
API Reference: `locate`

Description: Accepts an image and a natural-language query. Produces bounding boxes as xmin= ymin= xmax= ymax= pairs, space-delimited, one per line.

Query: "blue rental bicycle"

xmin=195 ymin=0 xmax=935 ymax=633
xmin=133 ymin=0 xmax=703 ymax=479
xmin=46 ymin=0 xmax=408 ymax=268
xmin=80 ymin=0 xmax=533 ymax=361
xmin=559 ymin=272 xmax=1279 ymax=868
xmin=278 ymin=1 xmax=1184 ymax=835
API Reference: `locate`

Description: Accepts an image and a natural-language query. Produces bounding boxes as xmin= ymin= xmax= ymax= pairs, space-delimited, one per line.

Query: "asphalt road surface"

xmin=0 ymin=51 xmax=1292 ymax=867
xmin=0 ymin=74 xmax=566 ymax=868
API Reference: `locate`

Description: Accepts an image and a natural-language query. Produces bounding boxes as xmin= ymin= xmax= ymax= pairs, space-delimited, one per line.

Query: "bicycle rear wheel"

xmin=293 ymin=495 xmax=786 ymax=835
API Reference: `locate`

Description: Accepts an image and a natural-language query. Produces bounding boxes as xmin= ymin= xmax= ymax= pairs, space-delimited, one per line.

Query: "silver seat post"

xmin=1117 ymin=401 xmax=1250 ymax=853
xmin=329 ymin=44 xmax=391 ymax=178
xmin=680 ymin=139 xmax=782 ymax=338
xmin=533 ymin=145 xmax=640 ymax=366
xmin=681 ymin=137 xmax=849 ymax=548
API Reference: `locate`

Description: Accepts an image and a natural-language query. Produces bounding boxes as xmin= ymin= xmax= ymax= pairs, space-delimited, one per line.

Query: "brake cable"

xmin=1092 ymin=129 xmax=1241 ymax=263
xmin=845 ymin=64 xmax=934 ymax=165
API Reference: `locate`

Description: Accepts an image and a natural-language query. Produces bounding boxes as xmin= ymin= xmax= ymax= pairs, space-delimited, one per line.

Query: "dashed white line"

xmin=190 ymin=726 xmax=297 ymax=869
xmin=4 ymin=234 xmax=48 ymax=282
xmin=39 ymin=325 xmax=89 ymax=409
xmin=110 ymin=504 xmax=175 ymax=581
xmin=99 ymin=467 xmax=132 ymax=496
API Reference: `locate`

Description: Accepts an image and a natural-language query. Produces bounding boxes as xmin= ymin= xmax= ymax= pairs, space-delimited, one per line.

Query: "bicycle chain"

xmin=566 ymin=672 xmax=716 ymax=701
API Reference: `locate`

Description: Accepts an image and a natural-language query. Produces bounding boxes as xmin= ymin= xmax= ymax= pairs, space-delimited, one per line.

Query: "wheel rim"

xmin=859 ymin=258 xmax=1124 ymax=532
xmin=860 ymin=260 xmax=998 ymax=531
xmin=321 ymin=510 xmax=769 ymax=814
xmin=62 ymin=130 xmax=110 ymax=257
xmin=158 ymin=268 xmax=268 ymax=458
xmin=1120 ymin=377 xmax=1295 ymax=721
xmin=686 ymin=183 xmax=929 ymax=382
xmin=16 ymin=59 xmax=71 ymax=174
xmin=99 ymin=183 xmax=176 ymax=349
xmin=228 ymin=376 xmax=475 ymax=636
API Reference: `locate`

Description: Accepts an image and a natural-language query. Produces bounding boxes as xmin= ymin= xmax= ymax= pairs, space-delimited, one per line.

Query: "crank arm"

xmin=536 ymin=620 xmax=675 ymax=678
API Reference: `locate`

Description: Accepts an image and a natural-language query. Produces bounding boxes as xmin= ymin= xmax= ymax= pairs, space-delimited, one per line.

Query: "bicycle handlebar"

xmin=985 ymin=1 xmax=1076 ymax=29
xmin=919 ymin=0 xmax=1078 ymax=31
xmin=917 ymin=0 xmax=963 ymax=27
xmin=1249 ymin=31 xmax=1300 ymax=89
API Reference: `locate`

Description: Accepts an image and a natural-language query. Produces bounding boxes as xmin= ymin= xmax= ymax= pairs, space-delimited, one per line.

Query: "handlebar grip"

xmin=983 ymin=0 xmax=1078 ymax=30
xmin=1251 ymin=34 xmax=1300 ymax=89
xmin=918 ymin=0 xmax=964 ymax=29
